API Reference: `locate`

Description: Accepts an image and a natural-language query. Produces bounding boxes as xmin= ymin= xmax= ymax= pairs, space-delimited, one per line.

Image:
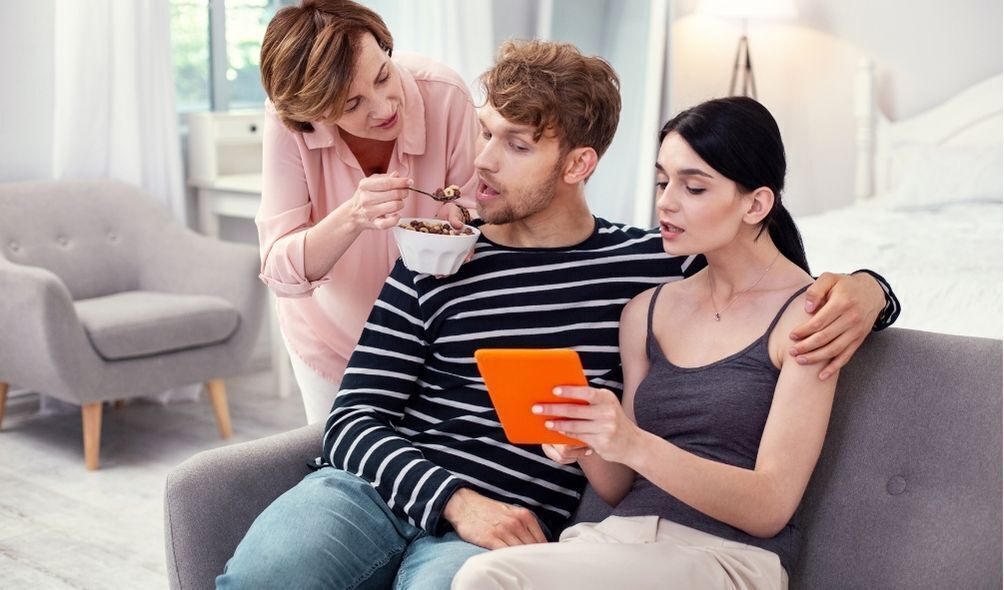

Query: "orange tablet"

xmin=474 ymin=348 xmax=589 ymax=446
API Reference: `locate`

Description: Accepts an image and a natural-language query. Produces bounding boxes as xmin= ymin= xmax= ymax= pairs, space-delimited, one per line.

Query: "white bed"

xmin=795 ymin=60 xmax=1003 ymax=339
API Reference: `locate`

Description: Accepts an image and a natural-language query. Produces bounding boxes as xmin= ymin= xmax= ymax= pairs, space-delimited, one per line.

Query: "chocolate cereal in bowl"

xmin=393 ymin=217 xmax=480 ymax=276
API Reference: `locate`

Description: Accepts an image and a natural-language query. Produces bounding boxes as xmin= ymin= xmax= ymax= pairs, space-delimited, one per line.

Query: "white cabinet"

xmin=187 ymin=110 xmax=265 ymax=186
xmin=186 ymin=110 xmax=265 ymax=225
xmin=186 ymin=110 xmax=266 ymax=232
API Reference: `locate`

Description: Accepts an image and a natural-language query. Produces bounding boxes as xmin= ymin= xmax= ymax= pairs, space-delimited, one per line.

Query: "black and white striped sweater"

xmin=320 ymin=217 xmax=899 ymax=538
xmin=321 ymin=218 xmax=698 ymax=537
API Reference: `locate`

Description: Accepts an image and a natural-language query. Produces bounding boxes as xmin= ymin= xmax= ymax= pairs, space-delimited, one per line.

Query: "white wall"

xmin=549 ymin=0 xmax=667 ymax=227
xmin=0 ymin=0 xmax=55 ymax=182
xmin=6 ymin=0 xmax=1000 ymax=217
xmin=668 ymin=0 xmax=1004 ymax=216
xmin=368 ymin=0 xmax=668 ymax=226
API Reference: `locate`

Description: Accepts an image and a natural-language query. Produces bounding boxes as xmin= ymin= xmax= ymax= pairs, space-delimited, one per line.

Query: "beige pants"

xmin=452 ymin=516 xmax=788 ymax=590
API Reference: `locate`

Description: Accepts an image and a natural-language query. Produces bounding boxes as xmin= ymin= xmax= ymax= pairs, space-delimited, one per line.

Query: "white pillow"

xmin=889 ymin=144 xmax=1003 ymax=210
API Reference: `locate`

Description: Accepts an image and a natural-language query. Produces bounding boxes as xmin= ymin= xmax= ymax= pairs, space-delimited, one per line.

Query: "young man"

xmin=218 ymin=40 xmax=898 ymax=590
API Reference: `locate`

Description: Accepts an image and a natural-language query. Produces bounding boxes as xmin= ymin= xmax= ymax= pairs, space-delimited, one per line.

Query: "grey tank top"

xmin=611 ymin=283 xmax=811 ymax=574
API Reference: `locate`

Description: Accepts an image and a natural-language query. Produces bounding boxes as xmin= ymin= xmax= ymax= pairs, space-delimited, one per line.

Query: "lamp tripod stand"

xmin=728 ymin=34 xmax=757 ymax=98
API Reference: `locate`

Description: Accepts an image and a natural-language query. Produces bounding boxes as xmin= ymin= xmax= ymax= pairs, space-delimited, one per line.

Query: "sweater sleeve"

xmin=852 ymin=269 xmax=902 ymax=331
xmin=322 ymin=262 xmax=465 ymax=533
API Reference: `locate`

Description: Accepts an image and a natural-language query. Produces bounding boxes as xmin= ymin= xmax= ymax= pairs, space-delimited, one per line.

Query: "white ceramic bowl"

xmin=392 ymin=218 xmax=480 ymax=276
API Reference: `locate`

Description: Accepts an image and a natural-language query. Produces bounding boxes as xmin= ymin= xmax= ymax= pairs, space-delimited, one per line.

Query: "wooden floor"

xmin=0 ymin=370 xmax=306 ymax=590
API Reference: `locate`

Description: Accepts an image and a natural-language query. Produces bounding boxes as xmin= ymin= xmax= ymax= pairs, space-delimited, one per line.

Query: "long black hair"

xmin=659 ymin=97 xmax=810 ymax=274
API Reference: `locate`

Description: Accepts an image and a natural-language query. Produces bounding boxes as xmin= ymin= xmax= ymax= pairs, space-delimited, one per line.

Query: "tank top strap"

xmin=762 ymin=284 xmax=813 ymax=339
xmin=645 ymin=283 xmax=668 ymax=361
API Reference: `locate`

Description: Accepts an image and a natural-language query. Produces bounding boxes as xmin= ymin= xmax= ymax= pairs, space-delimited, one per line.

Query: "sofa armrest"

xmin=0 ymin=257 xmax=103 ymax=398
xmin=164 ymin=422 xmax=322 ymax=590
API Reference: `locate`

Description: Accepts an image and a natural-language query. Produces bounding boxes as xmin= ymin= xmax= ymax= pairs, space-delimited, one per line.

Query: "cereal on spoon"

xmin=432 ymin=185 xmax=461 ymax=201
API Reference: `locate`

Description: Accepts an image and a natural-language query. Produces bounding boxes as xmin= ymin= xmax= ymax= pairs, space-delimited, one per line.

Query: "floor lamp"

xmin=729 ymin=27 xmax=756 ymax=98
xmin=697 ymin=0 xmax=797 ymax=99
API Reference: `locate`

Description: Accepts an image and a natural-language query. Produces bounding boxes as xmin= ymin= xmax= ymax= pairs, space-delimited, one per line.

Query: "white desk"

xmin=193 ymin=174 xmax=295 ymax=400
xmin=194 ymin=173 xmax=262 ymax=235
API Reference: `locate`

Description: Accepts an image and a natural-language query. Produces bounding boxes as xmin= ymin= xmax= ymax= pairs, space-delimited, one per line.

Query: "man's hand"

xmin=442 ymin=488 xmax=547 ymax=549
xmin=789 ymin=272 xmax=885 ymax=380
xmin=433 ymin=203 xmax=475 ymax=274
xmin=541 ymin=443 xmax=592 ymax=465
xmin=436 ymin=202 xmax=472 ymax=230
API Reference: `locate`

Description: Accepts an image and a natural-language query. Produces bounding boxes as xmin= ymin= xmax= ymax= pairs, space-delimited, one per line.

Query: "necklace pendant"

xmin=714 ymin=313 xmax=721 ymax=321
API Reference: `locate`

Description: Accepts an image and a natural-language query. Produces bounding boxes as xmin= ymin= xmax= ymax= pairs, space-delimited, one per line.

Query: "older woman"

xmin=257 ymin=0 xmax=477 ymax=422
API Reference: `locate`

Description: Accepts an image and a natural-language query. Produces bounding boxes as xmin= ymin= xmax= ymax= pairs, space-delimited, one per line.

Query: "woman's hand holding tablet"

xmin=474 ymin=348 xmax=589 ymax=446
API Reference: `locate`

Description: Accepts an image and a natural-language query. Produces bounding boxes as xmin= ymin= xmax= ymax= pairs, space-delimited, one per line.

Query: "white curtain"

xmin=52 ymin=0 xmax=185 ymax=221
xmin=364 ymin=0 xmax=495 ymax=94
xmin=42 ymin=0 xmax=196 ymax=413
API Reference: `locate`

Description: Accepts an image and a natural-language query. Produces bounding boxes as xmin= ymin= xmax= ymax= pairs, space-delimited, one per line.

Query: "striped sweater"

xmin=321 ymin=218 xmax=699 ymax=537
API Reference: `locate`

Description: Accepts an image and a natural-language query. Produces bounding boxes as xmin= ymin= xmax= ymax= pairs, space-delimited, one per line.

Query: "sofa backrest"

xmin=0 ymin=180 xmax=175 ymax=300
xmin=572 ymin=328 xmax=1003 ymax=589
xmin=793 ymin=328 xmax=1002 ymax=588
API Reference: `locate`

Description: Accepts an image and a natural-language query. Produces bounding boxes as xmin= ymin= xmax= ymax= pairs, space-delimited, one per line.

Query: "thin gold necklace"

xmin=708 ymin=251 xmax=782 ymax=321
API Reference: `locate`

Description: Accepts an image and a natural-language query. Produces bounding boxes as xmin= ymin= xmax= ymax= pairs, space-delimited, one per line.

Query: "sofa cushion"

xmin=75 ymin=291 xmax=239 ymax=360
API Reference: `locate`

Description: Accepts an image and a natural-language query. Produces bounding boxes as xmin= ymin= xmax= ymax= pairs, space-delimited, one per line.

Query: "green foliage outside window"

xmin=170 ymin=0 xmax=211 ymax=112
xmin=169 ymin=0 xmax=292 ymax=112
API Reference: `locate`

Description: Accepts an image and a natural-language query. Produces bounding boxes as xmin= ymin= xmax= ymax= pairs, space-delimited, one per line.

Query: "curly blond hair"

xmin=479 ymin=40 xmax=621 ymax=158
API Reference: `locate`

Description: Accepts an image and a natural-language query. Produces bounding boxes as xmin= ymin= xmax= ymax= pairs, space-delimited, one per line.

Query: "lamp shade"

xmin=697 ymin=0 xmax=797 ymax=20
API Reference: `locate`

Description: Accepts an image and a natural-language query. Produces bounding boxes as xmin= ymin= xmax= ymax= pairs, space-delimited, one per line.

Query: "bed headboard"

xmin=854 ymin=59 xmax=1003 ymax=202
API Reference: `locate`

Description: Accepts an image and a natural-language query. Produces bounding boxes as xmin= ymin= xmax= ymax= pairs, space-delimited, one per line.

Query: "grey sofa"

xmin=165 ymin=328 xmax=1003 ymax=589
xmin=0 ymin=180 xmax=265 ymax=469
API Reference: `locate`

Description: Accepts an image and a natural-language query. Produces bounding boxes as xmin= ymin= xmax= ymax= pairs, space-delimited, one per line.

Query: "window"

xmin=224 ymin=0 xmax=278 ymax=108
xmin=171 ymin=0 xmax=211 ymax=112
xmin=170 ymin=0 xmax=294 ymax=112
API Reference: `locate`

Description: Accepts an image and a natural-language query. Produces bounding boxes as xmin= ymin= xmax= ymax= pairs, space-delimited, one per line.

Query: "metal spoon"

xmin=407 ymin=186 xmax=461 ymax=202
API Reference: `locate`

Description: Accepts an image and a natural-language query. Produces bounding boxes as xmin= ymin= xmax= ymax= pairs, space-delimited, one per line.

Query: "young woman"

xmin=256 ymin=0 xmax=478 ymax=423
xmin=452 ymin=97 xmax=835 ymax=590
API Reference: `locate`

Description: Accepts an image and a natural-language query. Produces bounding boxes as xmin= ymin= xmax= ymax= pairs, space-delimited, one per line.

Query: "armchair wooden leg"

xmin=0 ymin=382 xmax=8 ymax=430
xmin=205 ymin=379 xmax=233 ymax=439
xmin=82 ymin=402 xmax=102 ymax=471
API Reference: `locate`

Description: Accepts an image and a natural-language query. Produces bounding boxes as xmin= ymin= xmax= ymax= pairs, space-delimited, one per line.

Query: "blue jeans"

xmin=217 ymin=468 xmax=486 ymax=590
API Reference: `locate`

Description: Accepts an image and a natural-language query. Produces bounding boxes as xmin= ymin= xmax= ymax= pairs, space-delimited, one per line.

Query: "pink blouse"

xmin=256 ymin=52 xmax=478 ymax=383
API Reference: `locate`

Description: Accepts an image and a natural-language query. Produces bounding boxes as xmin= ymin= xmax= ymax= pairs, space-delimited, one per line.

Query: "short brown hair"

xmin=260 ymin=0 xmax=392 ymax=133
xmin=479 ymin=40 xmax=621 ymax=158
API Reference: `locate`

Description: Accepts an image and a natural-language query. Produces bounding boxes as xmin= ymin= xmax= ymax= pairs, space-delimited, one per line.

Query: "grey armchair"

xmin=0 ymin=180 xmax=266 ymax=469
